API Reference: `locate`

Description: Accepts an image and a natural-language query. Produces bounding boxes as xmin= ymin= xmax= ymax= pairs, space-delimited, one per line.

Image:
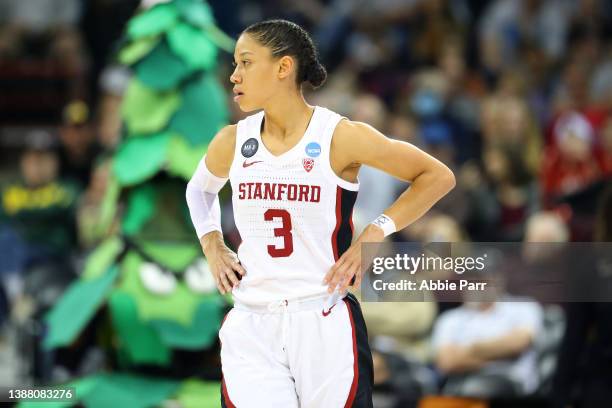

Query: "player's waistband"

xmin=233 ymin=292 xmax=346 ymax=314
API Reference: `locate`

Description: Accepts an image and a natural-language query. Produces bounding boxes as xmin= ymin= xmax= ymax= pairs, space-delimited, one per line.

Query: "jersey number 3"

xmin=264 ymin=209 xmax=293 ymax=257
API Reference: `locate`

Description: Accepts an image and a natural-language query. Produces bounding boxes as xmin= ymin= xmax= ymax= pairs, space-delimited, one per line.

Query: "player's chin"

xmin=233 ymin=98 xmax=249 ymax=111
xmin=235 ymin=99 xmax=261 ymax=113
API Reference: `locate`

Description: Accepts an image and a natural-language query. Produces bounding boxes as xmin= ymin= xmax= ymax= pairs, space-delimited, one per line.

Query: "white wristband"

xmin=371 ymin=214 xmax=396 ymax=237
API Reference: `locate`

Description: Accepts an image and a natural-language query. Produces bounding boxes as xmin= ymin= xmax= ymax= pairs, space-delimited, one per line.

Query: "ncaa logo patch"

xmin=303 ymin=158 xmax=315 ymax=172
xmin=241 ymin=138 xmax=259 ymax=158
xmin=305 ymin=142 xmax=321 ymax=158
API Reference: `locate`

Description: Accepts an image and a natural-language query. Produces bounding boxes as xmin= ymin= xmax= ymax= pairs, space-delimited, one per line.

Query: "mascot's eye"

xmin=185 ymin=259 xmax=216 ymax=294
xmin=139 ymin=262 xmax=177 ymax=295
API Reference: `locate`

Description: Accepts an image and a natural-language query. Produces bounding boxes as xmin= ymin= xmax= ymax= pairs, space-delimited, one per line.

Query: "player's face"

xmin=230 ymin=34 xmax=278 ymax=112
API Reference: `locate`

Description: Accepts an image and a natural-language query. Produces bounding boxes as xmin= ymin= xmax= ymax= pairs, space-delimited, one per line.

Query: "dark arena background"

xmin=1 ymin=0 xmax=612 ymax=407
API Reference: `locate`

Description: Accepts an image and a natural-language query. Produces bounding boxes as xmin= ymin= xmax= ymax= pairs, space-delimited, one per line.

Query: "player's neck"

xmin=261 ymin=94 xmax=314 ymax=142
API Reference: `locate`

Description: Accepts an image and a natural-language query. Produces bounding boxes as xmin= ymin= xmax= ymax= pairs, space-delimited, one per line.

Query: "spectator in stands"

xmin=431 ymin=267 xmax=543 ymax=397
xmin=464 ymin=142 xmax=539 ymax=241
xmin=481 ymin=95 xmax=542 ymax=176
xmin=541 ymin=111 xmax=603 ymax=207
xmin=0 ymin=131 xmax=78 ymax=272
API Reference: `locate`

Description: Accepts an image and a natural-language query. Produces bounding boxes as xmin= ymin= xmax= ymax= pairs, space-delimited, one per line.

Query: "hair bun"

xmin=308 ymin=62 xmax=327 ymax=89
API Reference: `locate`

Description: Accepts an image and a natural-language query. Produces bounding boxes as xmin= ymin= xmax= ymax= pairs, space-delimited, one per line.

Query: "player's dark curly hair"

xmin=243 ymin=19 xmax=327 ymax=89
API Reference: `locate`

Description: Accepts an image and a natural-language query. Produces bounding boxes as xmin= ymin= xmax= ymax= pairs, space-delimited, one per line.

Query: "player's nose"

xmin=230 ymin=70 xmax=241 ymax=84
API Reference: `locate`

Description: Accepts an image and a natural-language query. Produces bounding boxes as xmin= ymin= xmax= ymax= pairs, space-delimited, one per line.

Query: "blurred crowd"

xmin=1 ymin=0 xmax=612 ymax=407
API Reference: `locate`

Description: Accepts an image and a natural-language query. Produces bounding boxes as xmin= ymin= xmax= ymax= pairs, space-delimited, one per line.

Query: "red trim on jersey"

xmin=221 ymin=378 xmax=236 ymax=408
xmin=343 ymin=298 xmax=359 ymax=407
xmin=220 ymin=310 xmax=231 ymax=326
xmin=348 ymin=208 xmax=355 ymax=285
xmin=332 ymin=186 xmax=342 ymax=261
xmin=220 ymin=311 xmax=237 ymax=408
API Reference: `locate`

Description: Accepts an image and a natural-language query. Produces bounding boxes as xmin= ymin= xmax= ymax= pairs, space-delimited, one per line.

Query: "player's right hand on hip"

xmin=200 ymin=231 xmax=246 ymax=294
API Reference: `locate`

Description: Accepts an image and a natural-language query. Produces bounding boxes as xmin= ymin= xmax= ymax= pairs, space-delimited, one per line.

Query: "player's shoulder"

xmin=217 ymin=123 xmax=238 ymax=139
xmin=331 ymin=118 xmax=385 ymax=158
xmin=334 ymin=118 xmax=380 ymax=138
xmin=332 ymin=119 xmax=368 ymax=145
xmin=207 ymin=124 xmax=238 ymax=167
xmin=211 ymin=124 xmax=237 ymax=146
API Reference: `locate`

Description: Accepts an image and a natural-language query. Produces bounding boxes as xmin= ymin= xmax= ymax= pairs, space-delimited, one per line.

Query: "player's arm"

xmin=186 ymin=125 xmax=245 ymax=294
xmin=324 ymin=120 xmax=455 ymax=293
xmin=187 ymin=124 xmax=235 ymax=245
xmin=335 ymin=119 xmax=455 ymax=232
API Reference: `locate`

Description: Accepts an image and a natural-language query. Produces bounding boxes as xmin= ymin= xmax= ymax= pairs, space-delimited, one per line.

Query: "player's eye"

xmin=231 ymin=61 xmax=237 ymax=68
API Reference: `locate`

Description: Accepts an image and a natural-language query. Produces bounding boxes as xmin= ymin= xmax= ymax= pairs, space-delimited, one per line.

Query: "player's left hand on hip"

xmin=323 ymin=224 xmax=385 ymax=293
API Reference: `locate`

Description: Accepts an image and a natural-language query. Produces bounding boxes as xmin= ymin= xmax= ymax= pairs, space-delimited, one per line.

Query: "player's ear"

xmin=277 ymin=55 xmax=295 ymax=80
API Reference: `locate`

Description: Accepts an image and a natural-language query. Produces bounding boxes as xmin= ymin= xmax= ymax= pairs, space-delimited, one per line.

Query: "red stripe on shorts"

xmin=343 ymin=298 xmax=359 ymax=407
xmin=220 ymin=310 xmax=237 ymax=408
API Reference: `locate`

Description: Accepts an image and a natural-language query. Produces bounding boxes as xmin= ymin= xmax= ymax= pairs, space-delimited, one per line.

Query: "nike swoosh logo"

xmin=242 ymin=160 xmax=263 ymax=168
xmin=322 ymin=303 xmax=337 ymax=317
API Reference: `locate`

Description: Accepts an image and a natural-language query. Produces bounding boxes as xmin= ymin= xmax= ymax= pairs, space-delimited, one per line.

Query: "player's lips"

xmin=233 ymin=88 xmax=244 ymax=101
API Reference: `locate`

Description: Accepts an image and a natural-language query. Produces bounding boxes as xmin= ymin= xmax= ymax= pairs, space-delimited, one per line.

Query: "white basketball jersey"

xmin=228 ymin=106 xmax=359 ymax=306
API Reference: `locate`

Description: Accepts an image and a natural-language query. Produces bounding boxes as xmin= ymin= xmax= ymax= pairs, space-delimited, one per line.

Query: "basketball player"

xmin=186 ymin=19 xmax=455 ymax=408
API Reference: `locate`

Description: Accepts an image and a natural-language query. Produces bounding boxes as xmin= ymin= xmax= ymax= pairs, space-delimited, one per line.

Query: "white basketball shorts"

xmin=219 ymin=293 xmax=373 ymax=407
